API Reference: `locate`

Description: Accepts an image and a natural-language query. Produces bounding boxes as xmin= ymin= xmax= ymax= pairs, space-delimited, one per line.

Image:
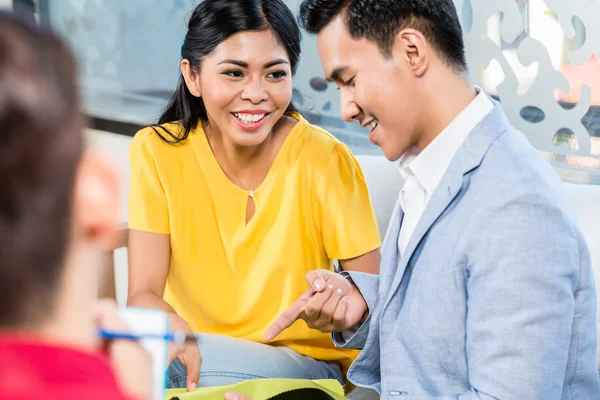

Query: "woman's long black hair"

xmin=152 ymin=0 xmax=301 ymax=144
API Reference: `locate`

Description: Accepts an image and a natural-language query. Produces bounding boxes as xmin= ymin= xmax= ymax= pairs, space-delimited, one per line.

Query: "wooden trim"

xmin=89 ymin=116 xmax=143 ymax=138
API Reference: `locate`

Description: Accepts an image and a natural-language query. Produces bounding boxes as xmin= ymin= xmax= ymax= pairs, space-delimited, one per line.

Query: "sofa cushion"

xmin=355 ymin=155 xmax=402 ymax=238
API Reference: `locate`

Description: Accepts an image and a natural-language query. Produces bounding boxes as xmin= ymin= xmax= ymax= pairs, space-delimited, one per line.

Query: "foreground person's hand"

xmin=95 ymin=300 xmax=153 ymax=400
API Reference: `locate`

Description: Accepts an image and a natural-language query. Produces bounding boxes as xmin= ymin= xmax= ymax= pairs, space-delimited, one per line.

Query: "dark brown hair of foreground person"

xmin=0 ymin=12 xmax=83 ymax=328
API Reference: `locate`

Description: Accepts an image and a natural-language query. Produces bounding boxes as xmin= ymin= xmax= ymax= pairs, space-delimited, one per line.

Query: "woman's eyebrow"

xmin=216 ymin=59 xmax=289 ymax=69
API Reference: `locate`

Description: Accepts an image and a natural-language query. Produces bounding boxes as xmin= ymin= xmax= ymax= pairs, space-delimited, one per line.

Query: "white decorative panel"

xmin=458 ymin=0 xmax=600 ymax=183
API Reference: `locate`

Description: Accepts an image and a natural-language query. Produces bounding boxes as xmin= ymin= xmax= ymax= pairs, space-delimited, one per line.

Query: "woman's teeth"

xmin=368 ymin=120 xmax=378 ymax=131
xmin=234 ymin=113 xmax=265 ymax=124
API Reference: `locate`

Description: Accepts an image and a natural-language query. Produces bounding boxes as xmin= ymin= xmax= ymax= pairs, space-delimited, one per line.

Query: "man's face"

xmin=317 ymin=16 xmax=422 ymax=161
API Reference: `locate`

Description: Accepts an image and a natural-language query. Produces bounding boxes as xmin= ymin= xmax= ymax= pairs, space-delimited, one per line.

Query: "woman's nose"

xmin=241 ymin=80 xmax=267 ymax=104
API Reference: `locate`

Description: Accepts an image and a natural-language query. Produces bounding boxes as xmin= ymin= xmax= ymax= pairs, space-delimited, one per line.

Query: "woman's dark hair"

xmin=153 ymin=0 xmax=302 ymax=144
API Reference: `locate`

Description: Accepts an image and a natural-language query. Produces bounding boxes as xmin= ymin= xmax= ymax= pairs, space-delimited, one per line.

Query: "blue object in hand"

xmin=98 ymin=328 xmax=197 ymax=345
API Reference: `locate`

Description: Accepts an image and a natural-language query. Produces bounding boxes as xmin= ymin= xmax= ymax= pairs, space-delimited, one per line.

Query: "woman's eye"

xmin=268 ymin=70 xmax=287 ymax=79
xmin=223 ymin=70 xmax=244 ymax=78
xmin=342 ymin=77 xmax=355 ymax=87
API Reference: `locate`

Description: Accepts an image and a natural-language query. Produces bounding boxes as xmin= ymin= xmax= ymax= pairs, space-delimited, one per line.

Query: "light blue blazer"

xmin=338 ymin=102 xmax=600 ymax=399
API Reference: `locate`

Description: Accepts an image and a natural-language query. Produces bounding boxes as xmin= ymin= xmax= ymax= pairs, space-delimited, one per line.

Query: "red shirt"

xmin=0 ymin=336 xmax=133 ymax=400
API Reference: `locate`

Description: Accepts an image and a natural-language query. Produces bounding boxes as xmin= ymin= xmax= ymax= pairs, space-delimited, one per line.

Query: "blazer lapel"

xmin=379 ymin=197 xmax=403 ymax=287
xmin=382 ymin=164 xmax=464 ymax=309
xmin=382 ymin=100 xmax=510 ymax=310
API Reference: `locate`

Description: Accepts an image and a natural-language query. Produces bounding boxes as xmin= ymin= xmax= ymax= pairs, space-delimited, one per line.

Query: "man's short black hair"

xmin=298 ymin=0 xmax=467 ymax=71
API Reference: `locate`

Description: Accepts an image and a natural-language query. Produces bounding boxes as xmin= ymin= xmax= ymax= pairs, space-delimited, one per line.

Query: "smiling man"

xmin=264 ymin=0 xmax=600 ymax=398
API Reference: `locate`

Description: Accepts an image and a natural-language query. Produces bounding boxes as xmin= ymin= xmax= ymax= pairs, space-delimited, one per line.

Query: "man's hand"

xmin=225 ymin=392 xmax=253 ymax=400
xmin=264 ymin=270 xmax=367 ymax=342
xmin=168 ymin=313 xmax=202 ymax=392
xmin=95 ymin=300 xmax=153 ymax=400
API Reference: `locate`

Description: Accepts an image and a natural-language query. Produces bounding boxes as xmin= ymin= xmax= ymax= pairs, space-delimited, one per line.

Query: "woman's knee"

xmin=167 ymin=333 xmax=342 ymax=388
xmin=167 ymin=360 xmax=268 ymax=389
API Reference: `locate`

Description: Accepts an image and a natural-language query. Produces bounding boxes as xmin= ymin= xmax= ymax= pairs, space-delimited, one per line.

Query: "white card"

xmin=119 ymin=307 xmax=169 ymax=400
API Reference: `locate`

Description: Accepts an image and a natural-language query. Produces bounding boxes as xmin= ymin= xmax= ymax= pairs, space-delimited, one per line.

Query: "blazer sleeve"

xmin=332 ymin=271 xmax=380 ymax=350
xmin=435 ymin=191 xmax=585 ymax=399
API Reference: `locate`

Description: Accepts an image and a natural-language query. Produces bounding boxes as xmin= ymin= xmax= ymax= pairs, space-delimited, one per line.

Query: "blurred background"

xmin=3 ymin=0 xmax=600 ymax=301
xmin=5 ymin=1 xmax=600 ymax=169
xmin=4 ymin=0 xmax=599 ymax=178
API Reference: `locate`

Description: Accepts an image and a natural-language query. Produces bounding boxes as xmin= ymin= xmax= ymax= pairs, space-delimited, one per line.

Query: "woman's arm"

xmin=126 ymin=132 xmax=200 ymax=390
xmin=313 ymin=143 xmax=382 ymax=275
xmin=126 ymin=229 xmax=175 ymax=313
xmin=126 ymin=229 xmax=201 ymax=391
xmin=339 ymin=248 xmax=380 ymax=274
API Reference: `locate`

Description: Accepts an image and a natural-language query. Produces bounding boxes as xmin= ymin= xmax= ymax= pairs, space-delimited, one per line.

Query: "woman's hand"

xmin=168 ymin=313 xmax=202 ymax=392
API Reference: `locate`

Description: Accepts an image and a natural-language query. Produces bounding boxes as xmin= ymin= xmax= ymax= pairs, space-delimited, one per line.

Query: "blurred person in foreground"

xmin=0 ymin=12 xmax=153 ymax=400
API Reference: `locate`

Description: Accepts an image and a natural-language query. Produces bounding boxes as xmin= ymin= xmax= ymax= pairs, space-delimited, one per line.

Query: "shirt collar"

xmin=398 ymin=148 xmax=419 ymax=180
xmin=399 ymin=87 xmax=494 ymax=194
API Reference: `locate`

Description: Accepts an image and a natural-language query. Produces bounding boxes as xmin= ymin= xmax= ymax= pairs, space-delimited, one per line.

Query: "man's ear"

xmin=393 ymin=28 xmax=429 ymax=78
xmin=73 ymin=151 xmax=120 ymax=249
xmin=181 ymin=59 xmax=202 ymax=97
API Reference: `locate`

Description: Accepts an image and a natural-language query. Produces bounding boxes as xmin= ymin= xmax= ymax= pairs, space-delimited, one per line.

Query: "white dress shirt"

xmin=397 ymin=88 xmax=494 ymax=257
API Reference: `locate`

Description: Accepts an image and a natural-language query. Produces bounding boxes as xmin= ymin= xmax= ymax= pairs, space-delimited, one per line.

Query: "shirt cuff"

xmin=340 ymin=325 xmax=360 ymax=342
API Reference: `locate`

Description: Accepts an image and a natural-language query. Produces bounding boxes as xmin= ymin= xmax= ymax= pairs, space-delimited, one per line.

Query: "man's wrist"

xmin=359 ymin=310 xmax=369 ymax=324
xmin=339 ymin=271 xmax=369 ymax=323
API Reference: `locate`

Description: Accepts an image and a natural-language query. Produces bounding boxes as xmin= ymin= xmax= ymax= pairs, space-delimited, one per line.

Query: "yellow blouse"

xmin=128 ymin=113 xmax=381 ymax=371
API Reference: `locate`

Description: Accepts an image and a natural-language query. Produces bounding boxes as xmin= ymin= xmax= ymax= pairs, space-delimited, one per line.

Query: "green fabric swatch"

xmin=164 ymin=379 xmax=348 ymax=400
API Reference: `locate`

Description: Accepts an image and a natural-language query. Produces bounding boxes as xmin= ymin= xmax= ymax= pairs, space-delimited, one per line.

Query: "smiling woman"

xmin=126 ymin=0 xmax=382 ymax=394
xmin=182 ymin=29 xmax=295 ymax=151
xmin=151 ymin=0 xmax=300 ymax=145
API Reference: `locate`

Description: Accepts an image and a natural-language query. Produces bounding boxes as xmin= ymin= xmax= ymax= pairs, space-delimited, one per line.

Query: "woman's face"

xmin=183 ymin=30 xmax=293 ymax=148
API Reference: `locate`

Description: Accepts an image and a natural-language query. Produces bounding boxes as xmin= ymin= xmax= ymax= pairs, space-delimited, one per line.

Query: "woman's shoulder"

xmin=293 ymin=114 xmax=348 ymax=162
xmin=132 ymin=122 xmax=185 ymax=144
xmin=130 ymin=122 xmax=190 ymax=157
